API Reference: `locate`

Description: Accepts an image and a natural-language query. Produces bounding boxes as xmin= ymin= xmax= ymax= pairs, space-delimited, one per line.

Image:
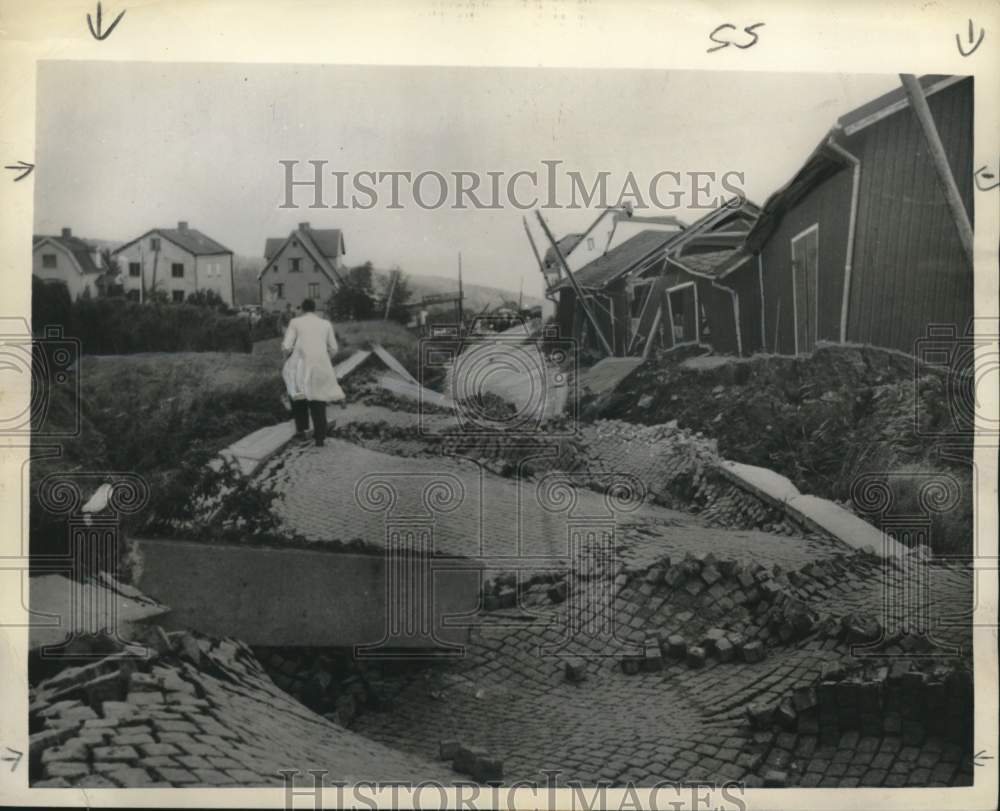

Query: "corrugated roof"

xmin=33 ymin=234 xmax=102 ymax=275
xmin=671 ymin=249 xmax=739 ymax=278
xmin=554 ymin=229 xmax=677 ymax=291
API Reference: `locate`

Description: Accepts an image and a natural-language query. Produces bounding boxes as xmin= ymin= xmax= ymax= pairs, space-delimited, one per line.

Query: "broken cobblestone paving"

xmin=35 ymin=379 xmax=974 ymax=789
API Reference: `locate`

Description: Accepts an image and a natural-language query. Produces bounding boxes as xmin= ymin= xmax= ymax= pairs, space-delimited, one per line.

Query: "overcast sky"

xmin=35 ymin=61 xmax=899 ymax=297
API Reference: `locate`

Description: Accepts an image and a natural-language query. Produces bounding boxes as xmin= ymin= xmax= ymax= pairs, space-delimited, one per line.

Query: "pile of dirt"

xmin=582 ymin=345 xmax=973 ymax=555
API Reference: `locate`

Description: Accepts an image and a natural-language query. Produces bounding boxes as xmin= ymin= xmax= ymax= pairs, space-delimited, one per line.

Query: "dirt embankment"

xmin=582 ymin=345 xmax=973 ymax=555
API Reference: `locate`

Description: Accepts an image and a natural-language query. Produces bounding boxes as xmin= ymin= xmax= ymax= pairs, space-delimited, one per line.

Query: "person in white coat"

xmin=281 ymin=299 xmax=345 ymax=446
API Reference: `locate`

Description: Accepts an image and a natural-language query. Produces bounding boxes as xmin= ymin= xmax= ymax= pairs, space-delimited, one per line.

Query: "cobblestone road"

xmin=262 ymin=438 xmax=844 ymax=572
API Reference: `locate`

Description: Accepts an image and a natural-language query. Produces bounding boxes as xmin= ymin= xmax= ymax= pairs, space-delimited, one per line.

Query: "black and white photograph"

xmin=1 ymin=2 xmax=997 ymax=808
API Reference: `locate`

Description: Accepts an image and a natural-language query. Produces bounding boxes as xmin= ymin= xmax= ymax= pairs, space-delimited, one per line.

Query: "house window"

xmin=172 ymin=290 xmax=185 ymax=303
xmin=129 ymin=262 xmax=141 ymax=277
xmin=290 ymin=258 xmax=301 ymax=272
xmin=275 ymin=283 xmax=285 ymax=299
xmin=150 ymin=237 xmax=161 ymax=250
xmin=42 ymin=253 xmax=57 ymax=269
xmin=308 ymin=282 xmax=320 ymax=299
xmin=314 ymin=263 xmax=321 ymax=273
xmin=127 ymin=290 xmax=140 ymax=302
xmin=171 ymin=263 xmax=184 ymax=278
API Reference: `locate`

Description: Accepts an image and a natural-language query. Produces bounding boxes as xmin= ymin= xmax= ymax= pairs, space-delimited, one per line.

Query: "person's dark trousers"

xmin=291 ymin=399 xmax=328 ymax=443
xmin=308 ymin=400 xmax=327 ymax=444
xmin=291 ymin=399 xmax=310 ymax=434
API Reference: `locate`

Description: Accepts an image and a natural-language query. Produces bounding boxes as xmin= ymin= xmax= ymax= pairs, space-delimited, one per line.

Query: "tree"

xmin=377 ymin=269 xmax=413 ymax=323
xmin=328 ymin=262 xmax=376 ymax=321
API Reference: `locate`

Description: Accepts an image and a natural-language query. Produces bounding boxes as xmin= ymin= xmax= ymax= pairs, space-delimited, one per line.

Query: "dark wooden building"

xmin=649 ymin=200 xmax=762 ymax=356
xmin=749 ymin=74 xmax=973 ymax=355
xmin=551 ymin=229 xmax=679 ymax=355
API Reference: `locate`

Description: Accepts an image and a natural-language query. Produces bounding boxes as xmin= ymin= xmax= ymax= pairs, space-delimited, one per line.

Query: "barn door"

xmin=791 ymin=225 xmax=818 ymax=354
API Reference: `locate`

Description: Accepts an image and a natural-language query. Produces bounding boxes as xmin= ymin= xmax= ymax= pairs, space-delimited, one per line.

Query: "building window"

xmin=314 ymin=263 xmax=321 ymax=273
xmin=127 ymin=290 xmax=140 ymax=301
xmin=587 ymin=237 xmax=595 ymax=250
xmin=308 ymin=282 xmax=320 ymax=299
xmin=129 ymin=262 xmax=141 ymax=277
xmin=151 ymin=237 xmax=161 ymax=250
xmin=171 ymin=263 xmax=184 ymax=278
xmin=275 ymin=283 xmax=284 ymax=299
xmin=42 ymin=253 xmax=57 ymax=269
xmin=172 ymin=290 xmax=185 ymax=303
xmin=290 ymin=258 xmax=301 ymax=272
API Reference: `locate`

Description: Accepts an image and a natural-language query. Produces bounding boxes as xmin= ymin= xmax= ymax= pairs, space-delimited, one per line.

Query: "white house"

xmin=32 ymin=228 xmax=104 ymax=299
xmin=258 ymin=223 xmax=345 ymax=313
xmin=113 ymin=222 xmax=235 ymax=305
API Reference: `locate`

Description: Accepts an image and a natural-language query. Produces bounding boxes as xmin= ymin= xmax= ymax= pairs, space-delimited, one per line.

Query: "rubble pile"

xmin=253 ymin=646 xmax=400 ymax=727
xmin=581 ymin=420 xmax=811 ymax=534
xmin=28 ymin=626 xmax=454 ymax=788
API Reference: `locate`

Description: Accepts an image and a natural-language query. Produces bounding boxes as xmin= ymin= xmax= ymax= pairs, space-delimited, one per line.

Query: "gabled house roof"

xmin=552 ymin=229 xmax=680 ymax=292
xmin=113 ymin=224 xmax=232 ymax=257
xmin=837 ymin=74 xmax=967 ymax=136
xmin=259 ymin=226 xmax=345 ymax=287
xmin=33 ymin=233 xmax=103 ymax=275
xmin=649 ymin=199 xmax=761 ymax=280
xmin=742 ymin=75 xmax=969 ymax=260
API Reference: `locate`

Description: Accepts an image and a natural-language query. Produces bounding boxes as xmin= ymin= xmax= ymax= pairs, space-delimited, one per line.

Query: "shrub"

xmin=32 ymin=278 xmax=253 ymax=354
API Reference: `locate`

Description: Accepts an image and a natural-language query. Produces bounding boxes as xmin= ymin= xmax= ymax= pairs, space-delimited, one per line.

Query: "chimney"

xmin=61 ymin=227 xmax=72 ymax=238
xmin=178 ymin=221 xmax=189 ymax=231
xmin=298 ymin=222 xmax=310 ymax=230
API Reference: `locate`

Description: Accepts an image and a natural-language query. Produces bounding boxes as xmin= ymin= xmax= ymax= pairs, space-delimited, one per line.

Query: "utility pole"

xmin=457 ymin=252 xmax=464 ymax=333
xmin=899 ymin=74 xmax=974 ymax=268
xmin=535 ymin=211 xmax=614 ymax=357
xmin=383 ymin=268 xmax=399 ymax=320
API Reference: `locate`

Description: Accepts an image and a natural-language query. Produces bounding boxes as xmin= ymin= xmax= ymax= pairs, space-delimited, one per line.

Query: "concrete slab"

xmin=29 ymin=574 xmax=170 ymax=651
xmin=716 ymin=460 xmax=801 ymax=508
xmin=129 ymin=538 xmax=480 ymax=648
xmin=218 ymin=422 xmax=297 ymax=476
xmin=578 ymin=357 xmax=644 ymax=396
xmin=377 ymin=372 xmax=455 ymax=409
xmin=785 ymin=494 xmax=906 ymax=558
xmin=372 ymin=343 xmax=419 ymax=385
xmin=334 ymin=348 xmax=372 ymax=380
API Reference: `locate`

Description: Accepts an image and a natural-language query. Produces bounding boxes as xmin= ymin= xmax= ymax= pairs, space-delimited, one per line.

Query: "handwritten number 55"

xmin=708 ymin=23 xmax=765 ymax=53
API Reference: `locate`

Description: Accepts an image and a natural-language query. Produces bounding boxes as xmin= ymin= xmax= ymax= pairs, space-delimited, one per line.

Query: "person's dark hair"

xmin=301 ymin=298 xmax=316 ymax=312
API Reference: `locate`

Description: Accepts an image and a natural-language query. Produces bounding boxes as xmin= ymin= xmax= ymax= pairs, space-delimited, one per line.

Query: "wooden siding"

xmin=842 ymin=77 xmax=973 ymax=353
xmin=760 ymin=169 xmax=853 ymax=354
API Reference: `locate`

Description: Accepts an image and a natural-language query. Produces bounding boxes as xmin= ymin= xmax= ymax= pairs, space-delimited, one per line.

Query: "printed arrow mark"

xmin=4 ymin=161 xmax=34 ymax=182
xmin=974 ymin=166 xmax=999 ymax=192
xmin=87 ymin=3 xmax=126 ymax=41
xmin=956 ymin=19 xmax=985 ymax=56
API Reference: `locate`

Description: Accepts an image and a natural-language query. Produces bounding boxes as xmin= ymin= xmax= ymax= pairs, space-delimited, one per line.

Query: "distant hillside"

xmin=234 ymin=257 xmax=266 ymax=306
xmin=380 ymin=271 xmax=545 ymax=313
xmin=234 ymin=259 xmax=544 ymax=312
